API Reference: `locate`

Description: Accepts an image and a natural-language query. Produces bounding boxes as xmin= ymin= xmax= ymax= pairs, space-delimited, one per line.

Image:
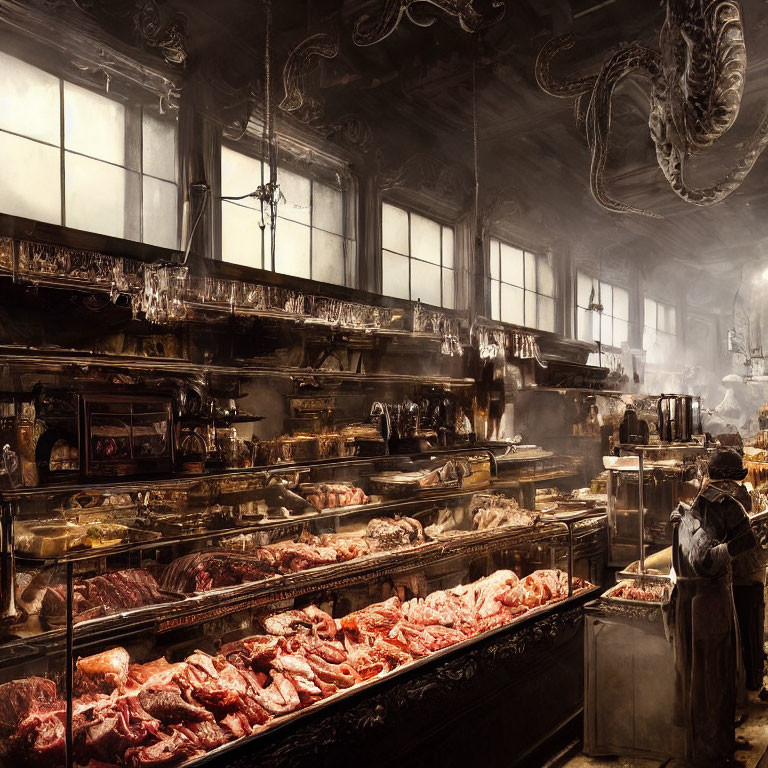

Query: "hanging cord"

xmin=181 ymin=183 xmax=210 ymax=266
xmin=264 ymin=0 xmax=279 ymax=270
xmin=472 ymin=35 xmax=480 ymax=240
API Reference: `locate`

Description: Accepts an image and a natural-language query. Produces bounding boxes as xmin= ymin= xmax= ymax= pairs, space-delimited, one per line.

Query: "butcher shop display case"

xmin=0 ymin=233 xmax=610 ymax=768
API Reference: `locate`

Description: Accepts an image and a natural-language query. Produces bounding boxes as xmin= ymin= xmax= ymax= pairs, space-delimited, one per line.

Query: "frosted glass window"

xmin=524 ymin=291 xmax=537 ymax=328
xmin=221 ymin=203 xmax=262 ymax=269
xmin=442 ymin=227 xmax=454 ymax=269
xmin=538 ymin=259 xmax=555 ymax=297
xmin=65 ymin=153 xmax=131 ymax=238
xmin=0 ymin=52 xmax=178 ymax=246
xmin=142 ymin=176 xmax=178 ymax=249
xmin=500 ymin=244 xmax=524 ymax=287
xmin=381 ymin=203 xmax=455 ymax=307
xmin=411 ymin=214 xmax=441 ymax=265
xmin=0 ymin=132 xmax=61 ymax=223
xmin=221 ymin=149 xmax=354 ymax=285
xmin=313 ymin=182 xmax=343 ymax=235
xmin=576 ymin=271 xmax=633 ymax=350
xmin=538 ymin=295 xmax=556 ymax=333
xmin=442 ymin=269 xmax=455 ymax=310
xmin=411 ymin=259 xmax=441 ymax=305
xmin=643 ymin=296 xmax=677 ymax=365
xmin=501 ymin=283 xmax=524 ymax=326
xmin=221 ymin=147 xmax=264 ymax=210
xmin=274 ymin=218 xmax=311 ymax=278
xmin=142 ymin=112 xmax=176 ymax=181
xmin=383 ymin=250 xmax=409 ymax=300
xmin=277 ymin=168 xmax=311 ymax=226
xmin=382 ymin=203 xmax=409 ymax=254
xmin=64 ymin=82 xmax=126 ymax=166
xmin=613 ymin=287 xmax=629 ymax=321
xmin=489 ymin=241 xmax=500 ymax=280
xmin=0 ymin=51 xmax=61 ymax=145
xmin=312 ymin=229 xmax=344 ymax=285
xmin=490 ymin=238 xmax=555 ymax=331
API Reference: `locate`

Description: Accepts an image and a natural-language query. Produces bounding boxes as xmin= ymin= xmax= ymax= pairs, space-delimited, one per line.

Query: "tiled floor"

xmin=561 ymin=692 xmax=768 ymax=768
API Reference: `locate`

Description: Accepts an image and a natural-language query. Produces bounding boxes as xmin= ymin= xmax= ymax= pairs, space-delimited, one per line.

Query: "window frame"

xmin=380 ymin=200 xmax=456 ymax=308
xmin=488 ymin=237 xmax=556 ymax=332
xmin=219 ymin=139 xmax=357 ymax=287
xmin=0 ymin=49 xmax=179 ymax=248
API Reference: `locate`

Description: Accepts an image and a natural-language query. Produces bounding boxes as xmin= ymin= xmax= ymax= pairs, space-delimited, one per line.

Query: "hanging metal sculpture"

xmin=352 ymin=0 xmax=505 ymax=47
xmin=279 ymin=32 xmax=339 ymax=122
xmin=535 ymin=0 xmax=768 ymax=217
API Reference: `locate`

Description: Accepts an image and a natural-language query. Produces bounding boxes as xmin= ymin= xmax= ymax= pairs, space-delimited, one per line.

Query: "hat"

xmin=708 ymin=448 xmax=748 ymax=481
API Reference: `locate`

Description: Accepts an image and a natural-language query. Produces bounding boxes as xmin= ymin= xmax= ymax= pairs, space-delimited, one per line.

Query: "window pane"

xmin=312 ymin=229 xmax=345 ymax=285
xmin=667 ymin=306 xmax=676 ymax=335
xmin=442 ymin=227 xmax=454 ymax=269
xmin=614 ymin=318 xmax=629 ymax=346
xmin=500 ymin=283 xmax=524 ymax=326
xmin=643 ymin=326 xmax=657 ymax=353
xmin=600 ymin=312 xmax=613 ymax=347
xmin=538 ymin=295 xmax=555 ymax=333
xmin=410 ymin=214 xmax=441 ymax=265
xmin=613 ymin=287 xmax=629 ymax=321
xmin=0 ymin=52 xmax=61 ymax=145
xmin=442 ymin=268 xmax=455 ymax=309
xmin=277 ymin=168 xmax=311 ymax=226
xmin=142 ymin=177 xmax=178 ymax=249
xmin=0 ymin=132 xmax=61 ymax=223
xmin=143 ymin=112 xmax=176 ymax=181
xmin=64 ymin=82 xmax=126 ymax=166
xmin=644 ymin=298 xmax=657 ymax=330
xmin=313 ymin=182 xmax=343 ymax=235
xmin=382 ymin=250 xmax=409 ymax=300
xmin=500 ymin=244 xmax=524 ymax=287
xmin=221 ymin=147 xmax=263 ymax=211
xmin=524 ymin=290 xmax=537 ymax=328
xmin=577 ymin=272 xmax=595 ymax=308
xmin=577 ymin=306 xmax=594 ymax=342
xmin=221 ymin=202 xmax=262 ymax=269
xmin=411 ymin=259 xmax=441 ymax=305
xmin=382 ymin=203 xmax=409 ymax=254
xmin=600 ymin=282 xmax=613 ymax=316
xmin=274 ymin=218 xmax=310 ymax=278
xmin=538 ymin=257 xmax=555 ymax=297
xmin=65 ymin=153 xmax=136 ymax=239
xmin=524 ymin=251 xmax=536 ymax=292
xmin=491 ymin=278 xmax=500 ymax=320
xmin=489 ymin=239 xmax=500 ymax=280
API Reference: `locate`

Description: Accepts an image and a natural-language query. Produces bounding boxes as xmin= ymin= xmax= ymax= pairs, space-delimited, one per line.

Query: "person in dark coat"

xmin=669 ymin=449 xmax=758 ymax=767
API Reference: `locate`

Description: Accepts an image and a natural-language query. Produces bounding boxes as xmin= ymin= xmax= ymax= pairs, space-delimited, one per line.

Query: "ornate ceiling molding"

xmin=133 ymin=0 xmax=188 ymax=67
xmin=352 ymin=0 xmax=505 ymax=47
xmin=279 ymin=32 xmax=340 ymax=123
xmin=381 ymin=152 xmax=473 ymax=209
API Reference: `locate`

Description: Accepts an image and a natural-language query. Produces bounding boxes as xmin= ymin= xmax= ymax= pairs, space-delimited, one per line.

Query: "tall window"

xmin=0 ymin=51 xmax=178 ymax=248
xmin=576 ymin=272 xmax=629 ymax=348
xmin=644 ymin=297 xmax=677 ymax=364
xmin=381 ymin=203 xmax=454 ymax=308
xmin=488 ymin=239 xmax=555 ymax=331
xmin=220 ymin=146 xmax=354 ymax=286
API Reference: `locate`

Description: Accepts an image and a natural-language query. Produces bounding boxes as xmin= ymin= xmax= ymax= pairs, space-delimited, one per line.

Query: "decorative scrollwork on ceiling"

xmin=279 ymin=32 xmax=339 ymax=123
xmin=352 ymin=0 xmax=505 ymax=47
xmin=381 ymin=152 xmax=473 ymax=206
xmin=536 ymin=0 xmax=768 ymax=217
xmin=133 ymin=0 xmax=188 ymax=66
xmin=321 ymin=115 xmax=374 ymax=152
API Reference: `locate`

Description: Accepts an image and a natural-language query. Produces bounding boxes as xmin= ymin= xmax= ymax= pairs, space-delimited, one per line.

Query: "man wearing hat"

xmin=669 ymin=449 xmax=758 ymax=767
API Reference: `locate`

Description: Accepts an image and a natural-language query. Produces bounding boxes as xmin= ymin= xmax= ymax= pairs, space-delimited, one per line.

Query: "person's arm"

xmin=724 ymin=502 xmax=757 ymax=558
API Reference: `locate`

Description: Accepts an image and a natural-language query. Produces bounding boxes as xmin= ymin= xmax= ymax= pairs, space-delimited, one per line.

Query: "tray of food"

xmin=603 ymin=579 xmax=670 ymax=604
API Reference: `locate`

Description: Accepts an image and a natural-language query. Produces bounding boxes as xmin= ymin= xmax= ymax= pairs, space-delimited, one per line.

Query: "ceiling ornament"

xmin=381 ymin=152 xmax=473 ymax=206
xmin=536 ymin=0 xmax=768 ymax=217
xmin=279 ymin=32 xmax=340 ymax=122
xmin=352 ymin=0 xmax=505 ymax=47
xmin=133 ymin=0 xmax=188 ymax=67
